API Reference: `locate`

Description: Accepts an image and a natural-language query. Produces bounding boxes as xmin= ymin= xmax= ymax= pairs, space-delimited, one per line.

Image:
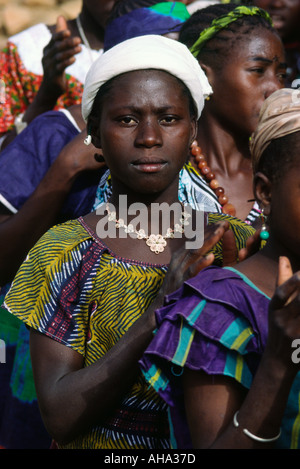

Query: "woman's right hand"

xmin=266 ymin=256 xmax=300 ymax=372
xmin=41 ymin=16 xmax=82 ymax=98
xmin=159 ymin=220 xmax=229 ymax=298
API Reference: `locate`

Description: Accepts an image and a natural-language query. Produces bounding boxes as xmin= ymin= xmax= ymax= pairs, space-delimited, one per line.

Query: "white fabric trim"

xmin=58 ymin=108 xmax=82 ymax=132
xmin=9 ymin=23 xmax=103 ymax=84
xmin=9 ymin=24 xmax=51 ymax=76
xmin=0 ymin=193 xmax=18 ymax=214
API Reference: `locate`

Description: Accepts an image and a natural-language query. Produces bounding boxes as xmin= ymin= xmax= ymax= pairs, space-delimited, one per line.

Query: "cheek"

xmin=172 ymin=129 xmax=194 ymax=164
xmin=270 ymin=188 xmax=300 ymax=242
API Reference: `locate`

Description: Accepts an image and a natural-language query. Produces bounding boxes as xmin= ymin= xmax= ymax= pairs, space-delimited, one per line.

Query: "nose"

xmin=269 ymin=0 xmax=286 ymax=8
xmin=135 ymin=119 xmax=163 ymax=148
xmin=264 ymin=73 xmax=284 ymax=99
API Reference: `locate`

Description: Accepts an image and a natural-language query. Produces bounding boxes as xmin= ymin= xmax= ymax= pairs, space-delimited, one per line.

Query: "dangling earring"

xmin=84 ymin=134 xmax=92 ymax=145
xmin=260 ymin=208 xmax=269 ymax=240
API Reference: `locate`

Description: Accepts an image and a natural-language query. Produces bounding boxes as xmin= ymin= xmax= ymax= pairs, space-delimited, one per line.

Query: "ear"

xmin=253 ymin=171 xmax=272 ymax=216
xmin=87 ymin=116 xmax=102 ymax=150
xmin=198 ymin=62 xmax=214 ymax=88
xmin=190 ymin=116 xmax=198 ymax=144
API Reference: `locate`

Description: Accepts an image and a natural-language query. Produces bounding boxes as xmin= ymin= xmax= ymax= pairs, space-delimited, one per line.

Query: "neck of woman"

xmin=194 ymin=115 xmax=251 ymax=175
xmin=232 ymin=241 xmax=293 ymax=300
xmin=259 ymin=235 xmax=300 ymax=274
xmin=108 ymin=177 xmax=181 ymax=217
xmin=75 ymin=6 xmax=105 ymax=51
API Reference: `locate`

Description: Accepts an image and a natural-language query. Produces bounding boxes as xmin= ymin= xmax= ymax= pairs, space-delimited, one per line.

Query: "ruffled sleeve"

xmin=3 ymin=219 xmax=98 ymax=356
xmin=140 ymin=266 xmax=270 ymax=407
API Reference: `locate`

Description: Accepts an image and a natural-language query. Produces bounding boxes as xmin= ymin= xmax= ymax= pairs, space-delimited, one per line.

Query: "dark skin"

xmin=188 ymin=28 xmax=286 ymax=223
xmin=253 ymin=0 xmax=300 ymax=43
xmin=0 ymin=105 xmax=105 ymax=286
xmin=253 ymin=0 xmax=300 ymax=86
xmin=183 ymin=156 xmax=300 ymax=449
xmin=0 ymin=89 xmax=258 ymax=287
xmin=28 ymin=70 xmax=248 ymax=445
xmin=1 ymin=0 xmax=118 ymax=149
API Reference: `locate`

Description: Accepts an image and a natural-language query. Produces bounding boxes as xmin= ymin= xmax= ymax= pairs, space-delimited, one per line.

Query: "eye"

xmin=250 ymin=67 xmax=265 ymax=74
xmin=159 ymin=115 xmax=178 ymax=124
xmin=118 ymin=116 xmax=137 ymax=125
xmin=277 ymin=70 xmax=287 ymax=81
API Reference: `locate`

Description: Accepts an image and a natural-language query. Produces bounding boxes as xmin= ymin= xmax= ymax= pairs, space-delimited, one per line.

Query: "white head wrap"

xmin=82 ymin=34 xmax=212 ymax=123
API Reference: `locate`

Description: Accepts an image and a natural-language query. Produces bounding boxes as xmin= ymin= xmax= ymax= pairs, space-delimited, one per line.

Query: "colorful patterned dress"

xmin=0 ymin=23 xmax=101 ymax=134
xmin=3 ymin=214 xmax=255 ymax=449
xmin=140 ymin=266 xmax=300 ymax=449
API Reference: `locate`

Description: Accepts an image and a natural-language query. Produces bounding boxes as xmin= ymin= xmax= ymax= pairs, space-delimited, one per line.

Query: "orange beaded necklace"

xmin=190 ymin=140 xmax=236 ymax=217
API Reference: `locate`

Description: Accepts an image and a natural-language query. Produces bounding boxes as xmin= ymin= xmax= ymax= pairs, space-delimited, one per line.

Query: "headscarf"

xmin=104 ymin=2 xmax=190 ymax=51
xmin=82 ymin=35 xmax=213 ymax=123
xmin=189 ymin=5 xmax=273 ymax=57
xmin=250 ymin=88 xmax=300 ymax=173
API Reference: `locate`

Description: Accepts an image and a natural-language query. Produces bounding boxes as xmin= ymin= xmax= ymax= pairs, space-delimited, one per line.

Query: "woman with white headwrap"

xmin=3 ymin=34 xmax=254 ymax=450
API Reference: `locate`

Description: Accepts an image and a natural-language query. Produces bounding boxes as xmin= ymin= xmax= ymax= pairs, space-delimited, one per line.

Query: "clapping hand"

xmin=41 ymin=16 xmax=82 ymax=98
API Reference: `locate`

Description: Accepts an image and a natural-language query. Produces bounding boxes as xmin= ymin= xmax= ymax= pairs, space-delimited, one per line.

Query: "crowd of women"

xmin=0 ymin=0 xmax=300 ymax=450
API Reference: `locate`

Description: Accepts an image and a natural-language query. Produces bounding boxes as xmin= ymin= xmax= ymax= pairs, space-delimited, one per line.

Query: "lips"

xmin=270 ymin=14 xmax=286 ymax=30
xmin=131 ymin=157 xmax=167 ymax=173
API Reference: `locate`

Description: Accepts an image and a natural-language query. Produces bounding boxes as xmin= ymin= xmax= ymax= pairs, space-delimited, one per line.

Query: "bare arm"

xmin=184 ymin=256 xmax=300 ymax=448
xmin=29 ymin=221 xmax=229 ymax=445
xmin=23 ymin=17 xmax=82 ymax=123
xmin=0 ymin=130 xmax=104 ymax=285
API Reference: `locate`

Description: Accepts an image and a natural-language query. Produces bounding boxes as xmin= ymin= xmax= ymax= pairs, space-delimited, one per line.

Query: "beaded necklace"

xmin=190 ymin=140 xmax=236 ymax=216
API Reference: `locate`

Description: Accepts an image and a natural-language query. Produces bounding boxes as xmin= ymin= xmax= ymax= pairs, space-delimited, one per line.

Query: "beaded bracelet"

xmin=233 ymin=411 xmax=281 ymax=443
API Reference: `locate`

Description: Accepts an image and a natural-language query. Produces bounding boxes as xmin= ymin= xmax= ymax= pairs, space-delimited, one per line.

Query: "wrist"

xmin=42 ymin=154 xmax=80 ymax=193
xmin=262 ymin=340 xmax=299 ymax=381
xmin=27 ymin=82 xmax=62 ymax=117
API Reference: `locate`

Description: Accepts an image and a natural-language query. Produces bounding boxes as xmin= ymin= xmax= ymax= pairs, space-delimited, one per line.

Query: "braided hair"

xmin=179 ymin=3 xmax=279 ymax=71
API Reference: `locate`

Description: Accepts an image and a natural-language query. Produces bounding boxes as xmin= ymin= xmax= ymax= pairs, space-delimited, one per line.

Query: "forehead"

xmin=104 ymin=70 xmax=188 ymax=104
xmin=230 ymin=28 xmax=284 ymax=61
xmin=112 ymin=69 xmax=183 ymax=86
xmin=254 ymin=0 xmax=300 ymax=12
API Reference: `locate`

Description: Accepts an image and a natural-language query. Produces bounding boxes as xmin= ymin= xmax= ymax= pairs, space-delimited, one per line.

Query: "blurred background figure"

xmin=251 ymin=0 xmax=300 ymax=87
xmin=0 ymin=0 xmax=119 ymax=149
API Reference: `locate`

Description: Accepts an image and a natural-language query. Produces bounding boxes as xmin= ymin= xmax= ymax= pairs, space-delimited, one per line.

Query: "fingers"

xmin=55 ymin=15 xmax=68 ymax=33
xmin=184 ymin=221 xmax=228 ymax=261
xmin=277 ymin=256 xmax=293 ymax=287
xmin=238 ymin=229 xmax=261 ymax=262
xmin=43 ymin=16 xmax=81 ymax=73
xmin=271 ymin=257 xmax=297 ymax=309
xmin=199 ymin=220 xmax=229 ymax=256
xmin=179 ymin=221 xmax=229 ymax=278
xmin=222 ymin=229 xmax=238 ymax=267
xmin=270 ymin=268 xmax=300 ymax=311
xmin=45 ymin=34 xmax=81 ymax=59
xmin=160 ymin=221 xmax=228 ymax=297
xmin=188 ymin=252 xmax=215 ymax=277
